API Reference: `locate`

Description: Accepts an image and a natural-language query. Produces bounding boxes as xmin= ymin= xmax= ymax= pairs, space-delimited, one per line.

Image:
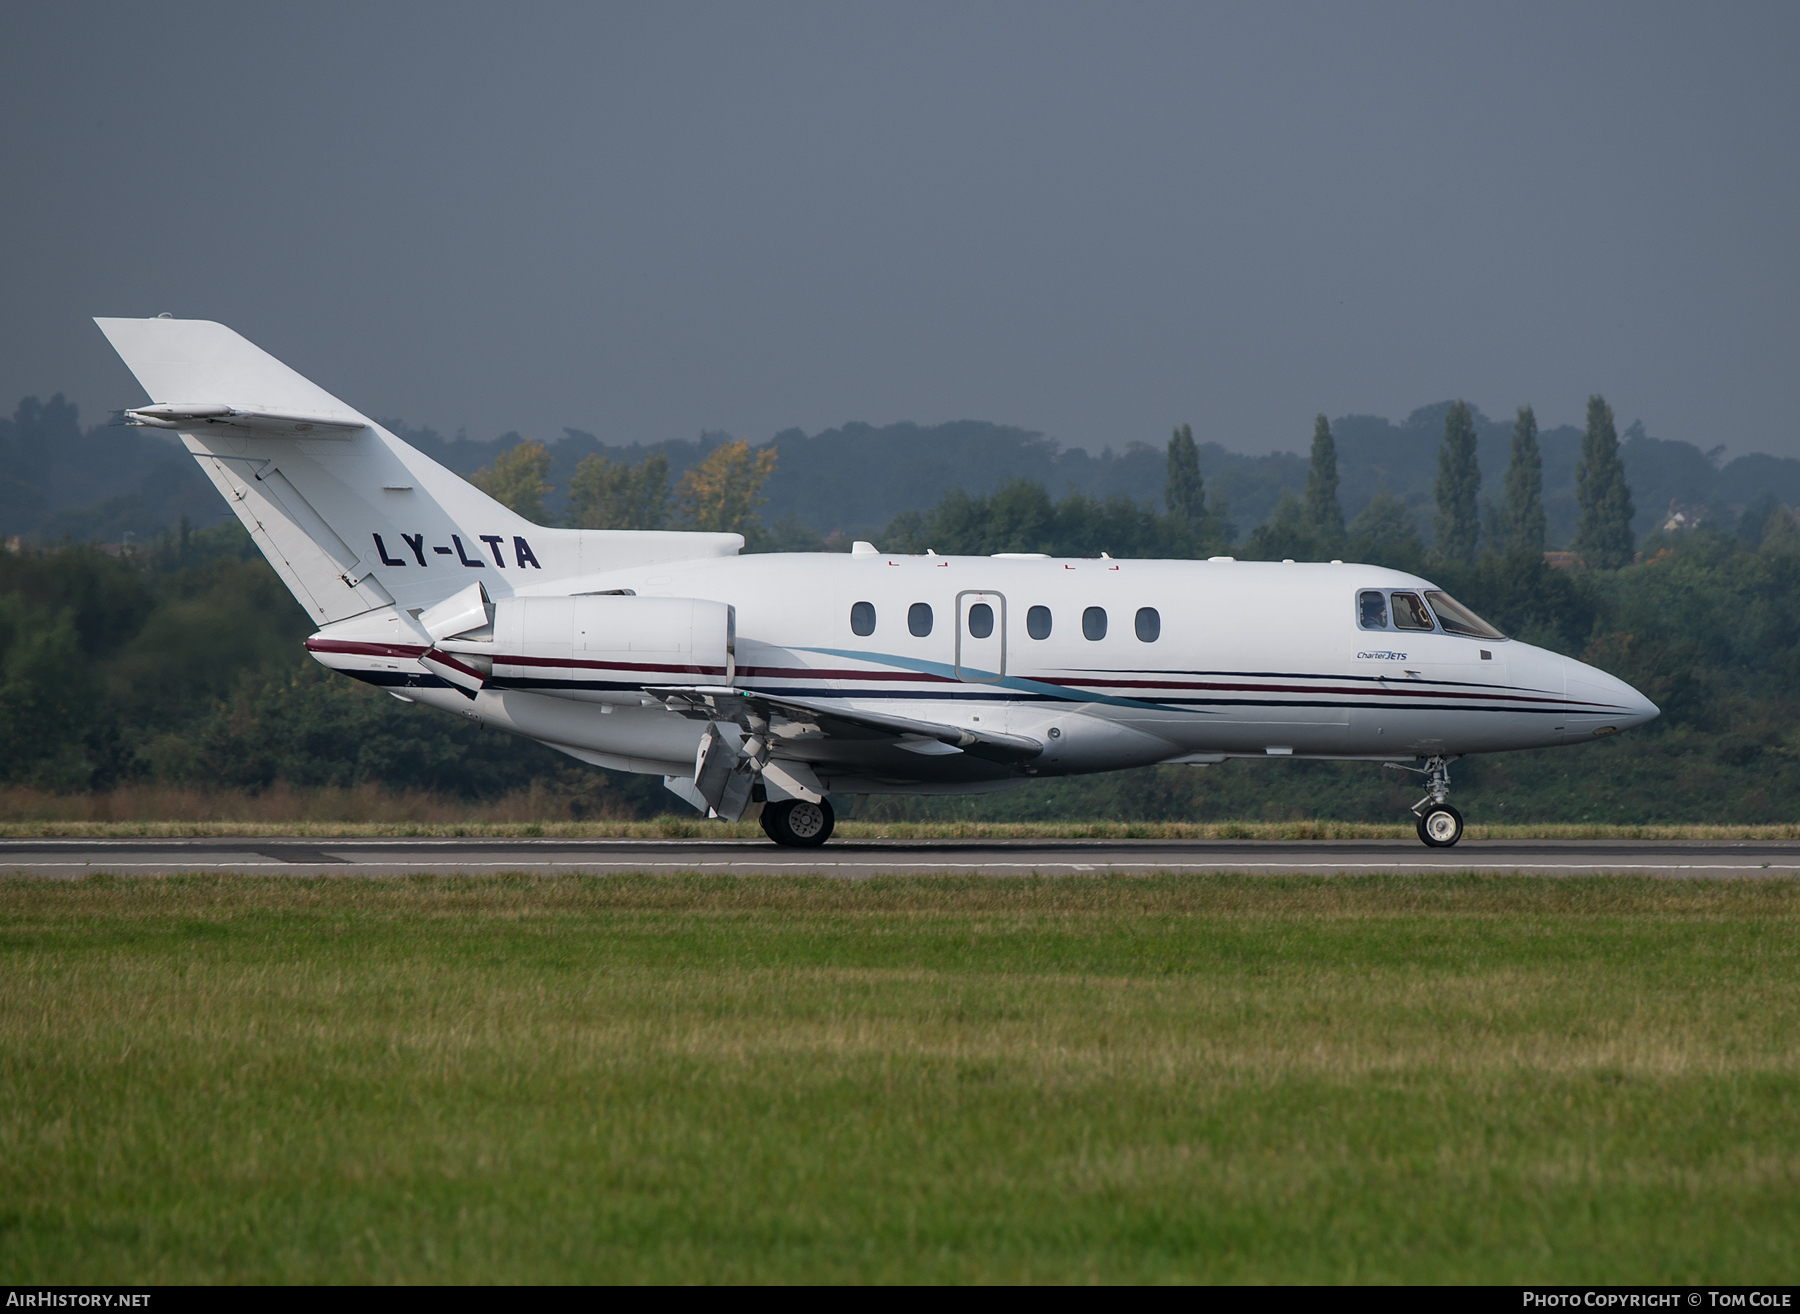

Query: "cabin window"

xmin=1135 ymin=607 xmax=1161 ymax=642
xmin=1424 ymin=590 xmax=1506 ymax=640
xmin=967 ymin=602 xmax=994 ymax=638
xmin=908 ymin=602 xmax=934 ymax=637
xmin=1082 ymin=606 xmax=1107 ymax=641
xmin=850 ymin=601 xmax=876 ymax=636
xmin=1391 ymin=591 xmax=1434 ymax=631
xmin=1026 ymin=605 xmax=1052 ymax=640
xmin=1358 ymin=590 xmax=1389 ymax=629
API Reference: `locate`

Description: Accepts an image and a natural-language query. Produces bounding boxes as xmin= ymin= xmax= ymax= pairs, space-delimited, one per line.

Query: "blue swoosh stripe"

xmin=790 ymin=646 xmax=1216 ymax=714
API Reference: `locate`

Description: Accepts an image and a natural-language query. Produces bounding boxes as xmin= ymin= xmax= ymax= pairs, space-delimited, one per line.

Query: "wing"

xmin=647 ymin=685 xmax=1043 ymax=775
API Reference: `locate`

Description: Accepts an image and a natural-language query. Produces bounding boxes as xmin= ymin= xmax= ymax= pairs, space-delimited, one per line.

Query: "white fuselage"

xmin=307 ymin=551 xmax=1658 ymax=795
xmin=90 ymin=316 xmax=1660 ymax=809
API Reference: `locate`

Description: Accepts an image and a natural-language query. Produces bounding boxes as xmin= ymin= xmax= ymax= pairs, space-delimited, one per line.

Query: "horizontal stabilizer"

xmin=119 ymin=403 xmax=366 ymax=438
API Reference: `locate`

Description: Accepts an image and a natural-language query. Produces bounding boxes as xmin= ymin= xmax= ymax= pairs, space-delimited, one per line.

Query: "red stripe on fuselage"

xmin=304 ymin=639 xmax=1607 ymax=709
xmin=423 ymin=648 xmax=488 ymax=681
xmin=306 ymin=638 xmax=429 ymax=660
xmin=306 ymin=639 xmax=726 ymax=679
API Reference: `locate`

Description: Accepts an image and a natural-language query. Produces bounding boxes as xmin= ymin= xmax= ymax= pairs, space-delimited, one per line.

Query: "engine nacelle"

xmin=490 ymin=595 xmax=733 ymax=702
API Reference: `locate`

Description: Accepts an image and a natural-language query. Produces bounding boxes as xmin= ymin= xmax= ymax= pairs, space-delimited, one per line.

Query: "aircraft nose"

xmin=1560 ymin=655 xmax=1660 ymax=740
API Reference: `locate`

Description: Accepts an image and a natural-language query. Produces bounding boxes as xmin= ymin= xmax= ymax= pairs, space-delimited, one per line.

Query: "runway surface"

xmin=3 ymin=836 xmax=1799 ymax=878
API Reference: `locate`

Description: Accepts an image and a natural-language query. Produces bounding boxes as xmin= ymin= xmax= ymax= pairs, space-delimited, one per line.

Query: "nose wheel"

xmin=1385 ymin=755 xmax=1464 ymax=847
xmin=1417 ymin=803 xmax=1464 ymax=847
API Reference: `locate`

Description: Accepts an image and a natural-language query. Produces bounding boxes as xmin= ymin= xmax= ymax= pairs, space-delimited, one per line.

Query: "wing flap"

xmin=647 ymin=686 xmax=1043 ymax=765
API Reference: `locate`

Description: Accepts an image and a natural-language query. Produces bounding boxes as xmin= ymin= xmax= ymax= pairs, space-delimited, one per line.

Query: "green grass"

xmin=3 ymin=874 xmax=1798 ymax=1283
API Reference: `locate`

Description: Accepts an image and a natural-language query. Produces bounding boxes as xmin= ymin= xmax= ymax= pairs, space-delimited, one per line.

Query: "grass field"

xmin=3 ymin=873 xmax=1798 ymax=1283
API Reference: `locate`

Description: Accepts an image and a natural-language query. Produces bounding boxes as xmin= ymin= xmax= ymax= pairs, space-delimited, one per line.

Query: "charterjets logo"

xmin=1358 ymin=650 xmax=1408 ymax=660
xmin=370 ymin=533 xmax=541 ymax=569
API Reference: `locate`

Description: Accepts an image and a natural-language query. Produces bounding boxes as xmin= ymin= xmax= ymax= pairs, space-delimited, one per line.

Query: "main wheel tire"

xmin=1416 ymin=803 xmax=1464 ymax=848
xmin=759 ymin=797 xmax=836 ymax=847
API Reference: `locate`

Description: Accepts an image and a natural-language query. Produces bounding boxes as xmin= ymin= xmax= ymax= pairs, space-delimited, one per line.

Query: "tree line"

xmin=5 ymin=489 xmax=1797 ymax=820
xmin=13 ymin=387 xmax=1800 ymax=552
xmin=5 ymin=389 xmax=1800 ymax=821
xmin=514 ymin=390 xmax=1639 ymax=569
xmin=456 ymin=391 xmax=1642 ymax=568
xmin=470 ymin=437 xmax=779 ymax=539
xmin=1223 ymin=395 xmax=1638 ymax=570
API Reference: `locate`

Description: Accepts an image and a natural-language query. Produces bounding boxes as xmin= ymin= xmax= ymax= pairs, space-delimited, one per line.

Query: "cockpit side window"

xmin=1424 ymin=590 xmax=1506 ymax=639
xmin=1357 ymin=590 xmax=1389 ymax=630
xmin=1390 ymin=591 xmax=1435 ymax=631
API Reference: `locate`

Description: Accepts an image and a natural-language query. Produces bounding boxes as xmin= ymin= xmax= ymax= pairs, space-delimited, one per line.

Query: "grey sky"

xmin=3 ymin=2 xmax=1796 ymax=458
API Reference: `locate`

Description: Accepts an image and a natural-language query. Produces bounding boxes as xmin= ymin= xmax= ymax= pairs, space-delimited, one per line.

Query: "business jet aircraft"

xmin=98 ymin=317 xmax=1658 ymax=848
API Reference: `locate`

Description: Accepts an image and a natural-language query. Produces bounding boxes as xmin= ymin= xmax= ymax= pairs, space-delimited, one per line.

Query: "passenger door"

xmin=955 ymin=590 xmax=1006 ymax=682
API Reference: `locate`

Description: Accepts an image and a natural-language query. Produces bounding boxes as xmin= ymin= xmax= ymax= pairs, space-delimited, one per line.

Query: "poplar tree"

xmin=1433 ymin=400 xmax=1481 ymax=563
xmin=1574 ymin=394 xmax=1636 ymax=569
xmin=1165 ymin=423 xmax=1205 ymax=528
xmin=1303 ymin=414 xmax=1345 ymax=546
xmin=1502 ymin=405 xmax=1547 ymax=556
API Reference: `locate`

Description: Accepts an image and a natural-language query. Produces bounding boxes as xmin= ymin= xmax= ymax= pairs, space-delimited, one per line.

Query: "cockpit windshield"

xmin=1390 ymin=591 xmax=1435 ymax=631
xmin=1423 ymin=590 xmax=1506 ymax=639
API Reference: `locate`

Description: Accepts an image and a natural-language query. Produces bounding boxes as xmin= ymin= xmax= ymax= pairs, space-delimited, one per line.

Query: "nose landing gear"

xmin=1417 ymin=801 xmax=1464 ymax=847
xmin=1385 ymin=755 xmax=1464 ymax=847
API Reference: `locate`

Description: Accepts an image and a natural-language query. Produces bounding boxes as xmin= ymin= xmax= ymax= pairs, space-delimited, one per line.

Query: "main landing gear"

xmin=1385 ymin=755 xmax=1464 ymax=847
xmin=761 ymin=797 xmax=836 ymax=847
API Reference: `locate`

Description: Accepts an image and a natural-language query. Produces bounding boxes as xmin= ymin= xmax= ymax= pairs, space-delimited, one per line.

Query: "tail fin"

xmin=95 ymin=317 xmax=742 ymax=625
